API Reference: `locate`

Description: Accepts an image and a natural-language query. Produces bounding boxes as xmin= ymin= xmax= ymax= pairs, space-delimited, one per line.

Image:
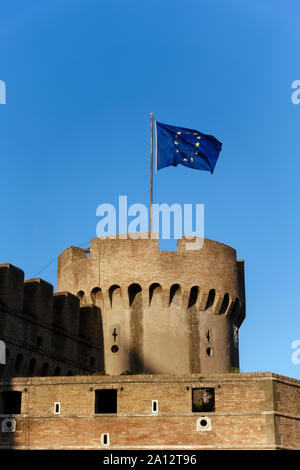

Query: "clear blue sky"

xmin=0 ymin=0 xmax=299 ymax=378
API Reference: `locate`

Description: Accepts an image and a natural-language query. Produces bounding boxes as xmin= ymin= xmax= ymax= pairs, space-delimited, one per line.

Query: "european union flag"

xmin=156 ymin=121 xmax=222 ymax=174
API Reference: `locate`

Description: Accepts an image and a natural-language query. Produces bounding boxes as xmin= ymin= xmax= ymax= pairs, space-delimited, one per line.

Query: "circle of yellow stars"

xmin=173 ymin=131 xmax=201 ymax=163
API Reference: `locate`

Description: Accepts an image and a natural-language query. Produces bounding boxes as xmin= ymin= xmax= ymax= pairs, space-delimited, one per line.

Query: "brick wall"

xmin=0 ymin=372 xmax=299 ymax=449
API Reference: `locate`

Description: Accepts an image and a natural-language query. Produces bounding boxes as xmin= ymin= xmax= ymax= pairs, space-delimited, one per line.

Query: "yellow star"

xmin=195 ymin=142 xmax=200 ymax=147
xmin=174 ymin=141 xmax=178 ymax=145
xmin=177 ymin=131 xmax=181 ymax=135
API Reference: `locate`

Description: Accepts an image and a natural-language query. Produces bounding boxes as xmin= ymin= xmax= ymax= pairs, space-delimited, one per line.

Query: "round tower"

xmin=57 ymin=235 xmax=246 ymax=375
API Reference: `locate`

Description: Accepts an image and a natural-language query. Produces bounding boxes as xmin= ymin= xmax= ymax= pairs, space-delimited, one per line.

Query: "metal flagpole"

xmin=150 ymin=112 xmax=154 ymax=233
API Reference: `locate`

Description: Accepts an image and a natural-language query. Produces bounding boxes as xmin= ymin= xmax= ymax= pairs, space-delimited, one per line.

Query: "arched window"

xmin=205 ymin=289 xmax=215 ymax=310
xmin=15 ymin=353 xmax=23 ymax=375
xmin=149 ymin=283 xmax=161 ymax=305
xmin=188 ymin=286 xmax=199 ymax=308
xmin=91 ymin=287 xmax=103 ymax=307
xmin=28 ymin=358 xmax=36 ymax=376
xmin=41 ymin=362 xmax=49 ymax=376
xmin=128 ymin=284 xmax=142 ymax=307
xmin=219 ymin=293 xmax=230 ymax=315
xmin=169 ymin=284 xmax=180 ymax=305
xmin=54 ymin=366 xmax=61 ymax=376
xmin=77 ymin=290 xmax=87 ymax=305
xmin=108 ymin=285 xmax=121 ymax=307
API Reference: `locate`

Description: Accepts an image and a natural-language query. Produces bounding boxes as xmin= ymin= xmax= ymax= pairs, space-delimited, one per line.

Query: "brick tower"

xmin=57 ymin=235 xmax=246 ymax=375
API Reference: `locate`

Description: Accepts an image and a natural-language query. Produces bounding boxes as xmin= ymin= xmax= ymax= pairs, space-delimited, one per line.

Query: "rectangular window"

xmin=192 ymin=388 xmax=215 ymax=412
xmin=95 ymin=389 xmax=117 ymax=414
xmin=0 ymin=391 xmax=22 ymax=414
xmin=101 ymin=433 xmax=110 ymax=446
xmin=54 ymin=402 xmax=61 ymax=414
xmin=152 ymin=400 xmax=158 ymax=413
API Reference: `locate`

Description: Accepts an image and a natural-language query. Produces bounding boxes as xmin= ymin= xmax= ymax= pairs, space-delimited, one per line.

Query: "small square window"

xmin=95 ymin=390 xmax=117 ymax=414
xmin=192 ymin=388 xmax=215 ymax=412
xmin=0 ymin=391 xmax=22 ymax=414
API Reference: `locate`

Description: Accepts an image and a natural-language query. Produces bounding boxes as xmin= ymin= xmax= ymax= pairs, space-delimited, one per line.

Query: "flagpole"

xmin=150 ymin=112 xmax=154 ymax=233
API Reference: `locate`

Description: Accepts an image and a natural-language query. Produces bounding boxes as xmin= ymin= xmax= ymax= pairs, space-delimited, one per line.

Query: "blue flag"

xmin=156 ymin=121 xmax=222 ymax=174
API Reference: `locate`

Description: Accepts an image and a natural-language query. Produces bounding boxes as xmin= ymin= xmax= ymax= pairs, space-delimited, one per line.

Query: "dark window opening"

xmin=28 ymin=358 xmax=36 ymax=376
xmin=206 ymin=347 xmax=213 ymax=357
xmin=91 ymin=287 xmax=103 ymax=306
xmin=219 ymin=293 xmax=229 ymax=315
xmin=205 ymin=289 xmax=215 ymax=310
xmin=108 ymin=285 xmax=121 ymax=307
xmin=54 ymin=402 xmax=60 ymax=414
xmin=102 ymin=433 xmax=109 ymax=445
xmin=192 ymin=388 xmax=215 ymax=412
xmin=149 ymin=283 xmax=161 ymax=305
xmin=128 ymin=283 xmax=142 ymax=307
xmin=111 ymin=345 xmax=119 ymax=353
xmin=188 ymin=286 xmax=198 ymax=308
xmin=77 ymin=290 xmax=86 ymax=305
xmin=169 ymin=284 xmax=180 ymax=305
xmin=41 ymin=362 xmax=49 ymax=376
xmin=206 ymin=330 xmax=211 ymax=343
xmin=37 ymin=336 xmax=42 ymax=348
xmin=15 ymin=353 xmax=23 ymax=374
xmin=0 ymin=391 xmax=22 ymax=414
xmin=95 ymin=389 xmax=117 ymax=414
xmin=152 ymin=400 xmax=158 ymax=412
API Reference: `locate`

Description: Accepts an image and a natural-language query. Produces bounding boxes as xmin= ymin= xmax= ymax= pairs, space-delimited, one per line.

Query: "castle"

xmin=0 ymin=235 xmax=299 ymax=449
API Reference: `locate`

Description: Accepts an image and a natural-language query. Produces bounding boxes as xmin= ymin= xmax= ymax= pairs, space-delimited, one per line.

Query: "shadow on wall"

xmin=89 ymin=283 xmax=243 ymax=375
xmin=0 ymin=379 xmax=19 ymax=448
xmin=0 ymin=305 xmax=104 ymax=379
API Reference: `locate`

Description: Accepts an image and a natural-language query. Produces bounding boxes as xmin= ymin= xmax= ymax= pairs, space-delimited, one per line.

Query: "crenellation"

xmin=79 ymin=305 xmax=102 ymax=346
xmin=0 ymin=273 xmax=103 ymax=379
xmin=0 ymin=264 xmax=24 ymax=312
xmin=53 ymin=292 xmax=80 ymax=335
xmin=23 ymin=278 xmax=53 ymax=323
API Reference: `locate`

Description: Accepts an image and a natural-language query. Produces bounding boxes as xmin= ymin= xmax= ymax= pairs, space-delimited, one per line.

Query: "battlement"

xmin=0 ymin=264 xmax=103 ymax=378
xmin=58 ymin=235 xmax=245 ymax=308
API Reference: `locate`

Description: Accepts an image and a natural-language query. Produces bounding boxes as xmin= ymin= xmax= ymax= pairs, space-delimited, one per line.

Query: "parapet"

xmin=57 ymin=234 xmax=245 ymax=309
xmin=0 ymin=264 xmax=100 ymax=346
xmin=0 ymin=263 xmax=24 ymax=312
